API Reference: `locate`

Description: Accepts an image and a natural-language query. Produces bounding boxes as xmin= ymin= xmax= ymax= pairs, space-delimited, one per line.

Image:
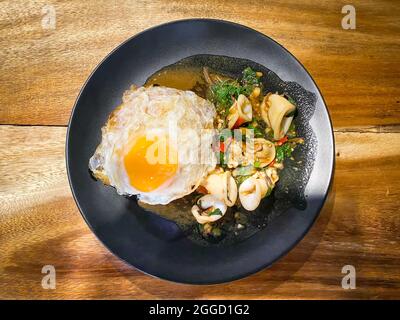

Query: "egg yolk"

xmin=123 ymin=136 xmax=178 ymax=192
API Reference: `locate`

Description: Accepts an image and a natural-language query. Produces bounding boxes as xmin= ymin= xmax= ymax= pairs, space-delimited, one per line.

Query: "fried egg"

xmin=89 ymin=85 xmax=217 ymax=205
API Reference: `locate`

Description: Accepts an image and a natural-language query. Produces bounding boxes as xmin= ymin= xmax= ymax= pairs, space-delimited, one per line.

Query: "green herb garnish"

xmin=276 ymin=143 xmax=293 ymax=162
xmin=219 ymin=151 xmax=228 ymax=168
xmin=285 ymin=110 xmax=296 ymax=118
xmin=211 ymin=80 xmax=246 ymax=110
xmin=286 ymin=96 xmax=297 ymax=106
xmin=211 ymin=67 xmax=261 ymax=109
xmin=241 ymin=67 xmax=260 ymax=94
xmin=234 ymin=175 xmax=251 ymax=186
xmin=208 ymin=208 xmax=223 ymax=216
xmin=246 ymin=123 xmax=264 ymax=138
xmin=287 ymin=122 xmax=297 ymax=138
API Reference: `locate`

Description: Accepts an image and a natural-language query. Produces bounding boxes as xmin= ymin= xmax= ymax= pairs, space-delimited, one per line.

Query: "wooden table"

xmin=1 ymin=0 xmax=399 ymax=299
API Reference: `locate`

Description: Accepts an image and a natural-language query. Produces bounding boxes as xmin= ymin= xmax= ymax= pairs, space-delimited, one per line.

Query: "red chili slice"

xmin=233 ymin=117 xmax=246 ymax=129
xmin=269 ymin=159 xmax=276 ymax=167
xmin=197 ymin=186 xmax=208 ymax=194
xmin=277 ymin=136 xmax=288 ymax=146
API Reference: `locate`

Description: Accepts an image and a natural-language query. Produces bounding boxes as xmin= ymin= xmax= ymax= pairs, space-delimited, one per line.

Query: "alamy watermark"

xmin=135 ymin=122 xmax=255 ymax=166
xmin=41 ymin=4 xmax=56 ymax=30
xmin=41 ymin=265 xmax=56 ymax=289
xmin=341 ymin=5 xmax=356 ymax=30
xmin=341 ymin=265 xmax=356 ymax=289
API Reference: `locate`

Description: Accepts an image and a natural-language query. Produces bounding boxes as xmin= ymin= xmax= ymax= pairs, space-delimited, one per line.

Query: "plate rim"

xmin=66 ymin=18 xmax=335 ymax=284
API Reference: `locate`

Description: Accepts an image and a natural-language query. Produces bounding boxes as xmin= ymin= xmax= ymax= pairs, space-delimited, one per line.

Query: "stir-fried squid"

xmin=227 ymin=94 xmax=253 ymax=129
xmin=261 ymin=94 xmax=296 ymax=140
xmin=192 ymin=67 xmax=304 ymax=234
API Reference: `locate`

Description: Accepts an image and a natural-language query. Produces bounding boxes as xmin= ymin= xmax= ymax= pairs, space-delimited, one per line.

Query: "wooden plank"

xmin=0 ymin=126 xmax=399 ymax=299
xmin=0 ymin=0 xmax=399 ymax=127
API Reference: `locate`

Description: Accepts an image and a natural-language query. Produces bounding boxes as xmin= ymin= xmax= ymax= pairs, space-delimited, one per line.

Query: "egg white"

xmin=89 ymin=85 xmax=217 ymax=205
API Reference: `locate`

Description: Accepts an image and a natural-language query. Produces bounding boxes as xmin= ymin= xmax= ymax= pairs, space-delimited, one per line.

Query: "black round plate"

xmin=66 ymin=19 xmax=334 ymax=284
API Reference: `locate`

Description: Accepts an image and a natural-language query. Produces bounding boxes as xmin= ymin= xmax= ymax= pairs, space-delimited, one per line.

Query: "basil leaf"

xmin=234 ymin=175 xmax=251 ymax=186
xmin=275 ymin=143 xmax=293 ymax=162
xmin=208 ymin=208 xmax=222 ymax=216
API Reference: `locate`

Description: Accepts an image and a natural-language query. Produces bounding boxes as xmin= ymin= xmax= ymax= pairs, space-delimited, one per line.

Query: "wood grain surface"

xmin=0 ymin=0 xmax=399 ymax=299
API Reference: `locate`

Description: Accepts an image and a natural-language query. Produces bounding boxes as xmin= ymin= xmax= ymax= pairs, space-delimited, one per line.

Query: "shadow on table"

xmin=4 ymin=176 xmax=349 ymax=299
xmin=116 ymin=179 xmax=338 ymax=299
